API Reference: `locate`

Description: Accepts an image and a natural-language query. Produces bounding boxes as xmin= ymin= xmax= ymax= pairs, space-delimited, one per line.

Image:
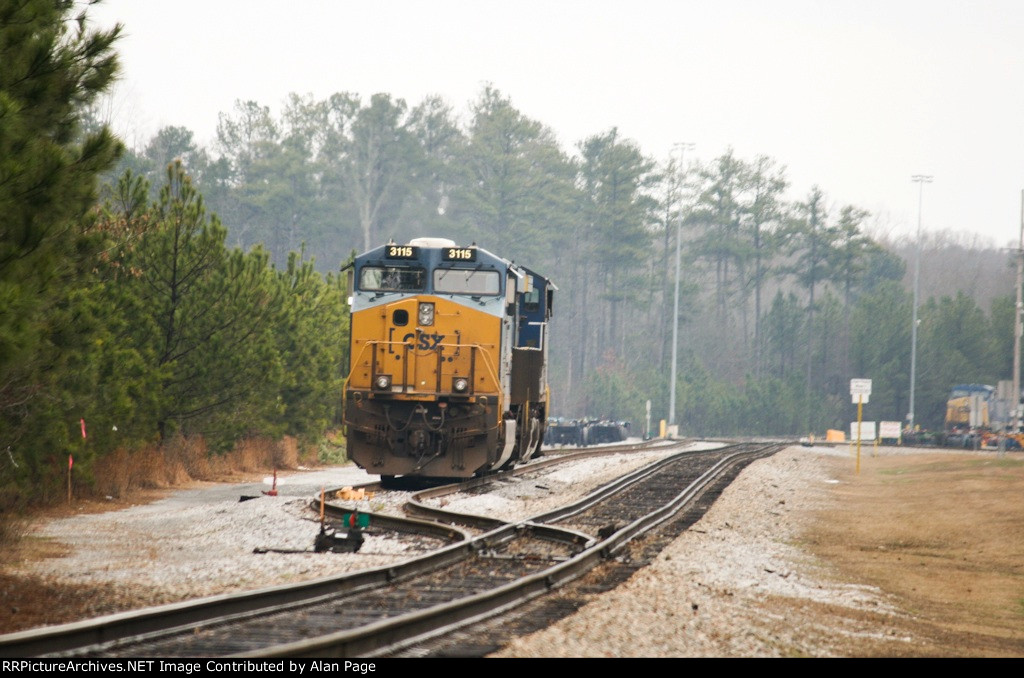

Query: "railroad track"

xmin=0 ymin=441 xmax=782 ymax=658
xmin=305 ymin=437 xmax=677 ymax=549
xmin=330 ymin=437 xmax=674 ymax=495
xmin=395 ymin=443 xmax=781 ymax=657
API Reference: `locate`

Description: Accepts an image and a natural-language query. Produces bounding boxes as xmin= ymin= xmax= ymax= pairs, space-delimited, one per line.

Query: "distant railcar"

xmin=343 ymin=238 xmax=554 ymax=480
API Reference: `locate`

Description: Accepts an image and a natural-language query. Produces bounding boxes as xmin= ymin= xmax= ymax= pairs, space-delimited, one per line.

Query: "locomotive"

xmin=342 ymin=238 xmax=554 ymax=479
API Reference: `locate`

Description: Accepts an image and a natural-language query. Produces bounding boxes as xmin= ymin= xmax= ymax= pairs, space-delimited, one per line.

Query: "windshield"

xmin=359 ymin=266 xmax=425 ymax=292
xmin=433 ymin=268 xmax=501 ymax=295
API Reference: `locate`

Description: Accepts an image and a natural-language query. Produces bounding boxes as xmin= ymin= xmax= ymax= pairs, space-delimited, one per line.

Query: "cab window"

xmin=359 ymin=266 xmax=425 ymax=292
xmin=523 ymin=288 xmax=540 ymax=312
xmin=433 ymin=268 xmax=501 ymax=295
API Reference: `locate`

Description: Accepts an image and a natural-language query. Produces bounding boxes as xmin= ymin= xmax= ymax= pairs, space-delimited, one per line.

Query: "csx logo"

xmin=403 ymin=332 xmax=445 ymax=350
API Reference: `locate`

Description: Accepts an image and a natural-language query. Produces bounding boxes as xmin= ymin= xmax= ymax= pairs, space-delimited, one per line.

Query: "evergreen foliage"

xmin=1 ymin=0 xmax=123 ymax=498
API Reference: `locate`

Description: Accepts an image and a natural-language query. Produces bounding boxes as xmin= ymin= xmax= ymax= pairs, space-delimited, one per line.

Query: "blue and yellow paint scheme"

xmin=343 ymin=238 xmax=554 ymax=478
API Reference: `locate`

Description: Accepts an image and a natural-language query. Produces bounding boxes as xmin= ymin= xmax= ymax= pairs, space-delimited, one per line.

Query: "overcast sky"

xmin=89 ymin=0 xmax=1024 ymax=247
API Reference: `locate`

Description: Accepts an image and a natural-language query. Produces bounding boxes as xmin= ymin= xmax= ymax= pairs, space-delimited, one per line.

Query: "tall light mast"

xmin=668 ymin=142 xmax=694 ymax=429
xmin=1014 ymin=189 xmax=1024 ymax=432
xmin=908 ymin=174 xmax=932 ymax=431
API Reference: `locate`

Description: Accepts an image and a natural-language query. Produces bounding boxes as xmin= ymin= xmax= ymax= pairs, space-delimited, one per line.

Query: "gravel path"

xmin=24 ymin=466 xmax=402 ymax=603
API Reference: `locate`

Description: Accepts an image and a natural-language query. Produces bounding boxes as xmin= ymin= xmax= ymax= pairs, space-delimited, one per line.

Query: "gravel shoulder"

xmin=3 ymin=442 xmax=1023 ymax=657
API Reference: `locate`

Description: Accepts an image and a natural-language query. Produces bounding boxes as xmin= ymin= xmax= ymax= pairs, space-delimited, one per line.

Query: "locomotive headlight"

xmin=373 ymin=374 xmax=392 ymax=391
xmin=452 ymin=377 xmax=469 ymax=393
xmin=418 ymin=302 xmax=435 ymax=326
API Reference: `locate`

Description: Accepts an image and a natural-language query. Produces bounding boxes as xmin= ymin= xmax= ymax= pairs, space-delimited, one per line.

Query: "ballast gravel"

xmin=15 ymin=441 xmax=917 ymax=656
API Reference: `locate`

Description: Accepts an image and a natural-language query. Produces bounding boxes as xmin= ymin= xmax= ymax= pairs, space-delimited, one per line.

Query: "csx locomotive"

xmin=342 ymin=238 xmax=554 ymax=479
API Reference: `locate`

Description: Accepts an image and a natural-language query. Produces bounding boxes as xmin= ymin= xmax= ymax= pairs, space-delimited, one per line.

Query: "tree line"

xmin=126 ymin=84 xmax=1012 ymax=439
xmin=2 ymin=1 xmax=1016 ymax=503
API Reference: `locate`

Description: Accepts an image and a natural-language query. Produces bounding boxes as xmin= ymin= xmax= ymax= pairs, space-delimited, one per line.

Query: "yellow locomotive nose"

xmin=344 ymin=239 xmax=553 ymax=479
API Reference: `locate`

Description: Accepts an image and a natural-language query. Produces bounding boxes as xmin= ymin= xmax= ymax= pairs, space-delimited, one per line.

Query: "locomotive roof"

xmin=350 ymin=238 xmax=555 ymax=288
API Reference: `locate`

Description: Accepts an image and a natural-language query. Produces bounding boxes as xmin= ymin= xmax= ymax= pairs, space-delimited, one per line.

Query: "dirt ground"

xmin=2 ymin=449 xmax=1023 ymax=656
xmin=802 ymin=449 xmax=1024 ymax=657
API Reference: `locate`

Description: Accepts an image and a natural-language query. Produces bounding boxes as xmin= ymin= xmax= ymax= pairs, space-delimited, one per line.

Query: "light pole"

xmin=1014 ymin=189 xmax=1024 ymax=432
xmin=668 ymin=142 xmax=695 ymax=429
xmin=908 ymin=174 xmax=932 ymax=432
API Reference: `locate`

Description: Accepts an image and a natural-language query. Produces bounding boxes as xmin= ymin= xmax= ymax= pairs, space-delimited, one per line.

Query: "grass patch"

xmin=76 ymin=434 xmax=313 ymax=503
xmin=809 ymin=452 xmax=1024 ymax=655
xmin=0 ymin=506 xmax=30 ymax=558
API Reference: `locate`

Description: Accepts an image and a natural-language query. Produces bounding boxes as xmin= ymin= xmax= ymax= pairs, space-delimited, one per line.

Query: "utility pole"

xmin=1014 ymin=189 xmax=1024 ymax=432
xmin=668 ymin=142 xmax=694 ymax=428
xmin=908 ymin=174 xmax=932 ymax=432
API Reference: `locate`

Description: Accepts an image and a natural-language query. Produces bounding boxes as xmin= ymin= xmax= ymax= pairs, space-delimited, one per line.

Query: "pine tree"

xmin=123 ymin=162 xmax=284 ymax=446
xmin=0 ymin=0 xmax=123 ymax=493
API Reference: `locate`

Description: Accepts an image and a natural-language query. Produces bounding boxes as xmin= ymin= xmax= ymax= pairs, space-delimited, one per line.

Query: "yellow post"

xmin=659 ymin=419 xmax=666 ymax=438
xmin=856 ymin=395 xmax=863 ymax=474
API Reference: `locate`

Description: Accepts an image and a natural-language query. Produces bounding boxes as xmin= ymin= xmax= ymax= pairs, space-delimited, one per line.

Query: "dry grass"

xmin=0 ymin=488 xmax=29 ymax=551
xmin=164 ymin=435 xmax=212 ymax=480
xmin=805 ymin=452 xmax=1024 ymax=657
xmin=81 ymin=435 xmax=313 ymax=501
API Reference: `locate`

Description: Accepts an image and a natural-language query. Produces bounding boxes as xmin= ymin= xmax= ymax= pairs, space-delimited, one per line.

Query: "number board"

xmin=386 ymin=245 xmax=419 ymax=260
xmin=443 ymin=247 xmax=476 ymax=262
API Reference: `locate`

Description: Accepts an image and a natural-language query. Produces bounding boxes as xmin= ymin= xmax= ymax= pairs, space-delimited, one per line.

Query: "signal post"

xmin=850 ymin=379 xmax=872 ymax=474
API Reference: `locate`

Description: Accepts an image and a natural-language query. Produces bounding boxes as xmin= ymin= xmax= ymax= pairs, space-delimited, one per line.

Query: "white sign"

xmin=849 ymin=421 xmax=877 ymax=441
xmin=851 ymin=393 xmax=870 ymax=404
xmin=850 ymin=378 xmax=872 ymax=396
xmin=878 ymin=421 xmax=902 ymax=439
